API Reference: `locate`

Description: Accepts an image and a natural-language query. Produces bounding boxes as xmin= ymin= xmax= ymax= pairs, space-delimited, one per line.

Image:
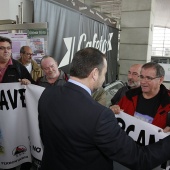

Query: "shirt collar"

xmin=8 ymin=58 xmax=13 ymax=65
xmin=68 ymin=79 xmax=91 ymax=95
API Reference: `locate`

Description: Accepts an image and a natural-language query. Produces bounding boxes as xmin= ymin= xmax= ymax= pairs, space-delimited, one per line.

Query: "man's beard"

xmin=128 ymin=80 xmax=139 ymax=88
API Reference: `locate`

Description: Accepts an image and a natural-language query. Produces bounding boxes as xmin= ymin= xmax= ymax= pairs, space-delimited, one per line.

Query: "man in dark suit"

xmin=38 ymin=47 xmax=170 ymax=170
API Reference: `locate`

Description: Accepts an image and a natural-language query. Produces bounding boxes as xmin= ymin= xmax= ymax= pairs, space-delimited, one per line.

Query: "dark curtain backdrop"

xmin=34 ymin=0 xmax=118 ymax=83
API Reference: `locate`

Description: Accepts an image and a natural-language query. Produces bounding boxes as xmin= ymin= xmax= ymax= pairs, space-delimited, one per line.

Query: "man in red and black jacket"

xmin=111 ymin=62 xmax=170 ymax=132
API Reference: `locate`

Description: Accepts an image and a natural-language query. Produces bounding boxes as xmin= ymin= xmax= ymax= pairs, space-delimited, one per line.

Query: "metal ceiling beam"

xmin=0 ymin=22 xmax=48 ymax=31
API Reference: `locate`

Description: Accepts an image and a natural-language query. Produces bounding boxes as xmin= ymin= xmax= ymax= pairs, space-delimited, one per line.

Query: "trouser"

xmin=32 ymin=157 xmax=41 ymax=170
xmin=6 ymin=162 xmax=32 ymax=170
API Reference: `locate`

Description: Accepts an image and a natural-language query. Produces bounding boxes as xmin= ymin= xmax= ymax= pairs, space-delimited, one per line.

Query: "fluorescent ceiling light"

xmin=94 ymin=1 xmax=114 ymax=4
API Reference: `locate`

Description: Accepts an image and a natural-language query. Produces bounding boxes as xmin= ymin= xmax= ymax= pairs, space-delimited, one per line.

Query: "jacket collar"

xmin=126 ymin=84 xmax=170 ymax=107
xmin=65 ymin=82 xmax=91 ymax=97
xmin=18 ymin=58 xmax=41 ymax=71
xmin=31 ymin=60 xmax=41 ymax=71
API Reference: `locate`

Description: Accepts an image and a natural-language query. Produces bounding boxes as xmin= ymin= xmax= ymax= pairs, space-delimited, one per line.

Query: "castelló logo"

xmin=12 ymin=145 xmax=27 ymax=156
xmin=59 ymin=32 xmax=113 ymax=68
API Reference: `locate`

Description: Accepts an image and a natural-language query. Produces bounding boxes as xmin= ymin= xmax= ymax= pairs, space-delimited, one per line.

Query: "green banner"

xmin=28 ymin=29 xmax=47 ymax=37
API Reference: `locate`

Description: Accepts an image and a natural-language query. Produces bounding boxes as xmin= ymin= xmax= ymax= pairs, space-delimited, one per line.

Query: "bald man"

xmin=111 ymin=64 xmax=142 ymax=105
xmin=19 ymin=46 xmax=43 ymax=81
xmin=36 ymin=55 xmax=68 ymax=87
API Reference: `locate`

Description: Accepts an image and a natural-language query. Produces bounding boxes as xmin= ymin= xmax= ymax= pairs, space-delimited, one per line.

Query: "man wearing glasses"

xmin=19 ymin=46 xmax=43 ymax=81
xmin=111 ymin=64 xmax=142 ymax=105
xmin=0 ymin=36 xmax=34 ymax=84
xmin=111 ymin=62 xmax=170 ymax=132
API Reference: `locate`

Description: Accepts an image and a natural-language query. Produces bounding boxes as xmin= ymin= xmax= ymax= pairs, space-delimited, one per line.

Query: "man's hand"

xmin=163 ymin=126 xmax=170 ymax=133
xmin=110 ymin=105 xmax=122 ymax=114
xmin=19 ymin=79 xmax=31 ymax=85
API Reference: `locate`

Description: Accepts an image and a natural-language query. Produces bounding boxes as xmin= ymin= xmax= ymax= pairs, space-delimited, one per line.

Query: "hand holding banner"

xmin=115 ymin=111 xmax=170 ymax=170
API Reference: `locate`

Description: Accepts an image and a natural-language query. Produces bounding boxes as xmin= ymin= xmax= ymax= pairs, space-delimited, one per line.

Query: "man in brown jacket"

xmin=18 ymin=46 xmax=43 ymax=81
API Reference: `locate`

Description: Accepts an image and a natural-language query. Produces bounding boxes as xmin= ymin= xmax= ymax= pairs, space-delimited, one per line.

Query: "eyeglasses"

xmin=24 ymin=52 xmax=33 ymax=57
xmin=0 ymin=46 xmax=12 ymax=50
xmin=139 ymin=75 xmax=160 ymax=81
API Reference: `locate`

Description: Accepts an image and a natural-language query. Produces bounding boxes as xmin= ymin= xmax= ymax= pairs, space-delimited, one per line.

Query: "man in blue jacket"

xmin=38 ymin=47 xmax=170 ymax=170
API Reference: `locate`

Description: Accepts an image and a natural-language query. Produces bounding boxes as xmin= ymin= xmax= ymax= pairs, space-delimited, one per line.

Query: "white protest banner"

xmin=1 ymin=83 xmax=170 ymax=169
xmin=115 ymin=111 xmax=170 ymax=170
xmin=0 ymin=83 xmax=44 ymax=169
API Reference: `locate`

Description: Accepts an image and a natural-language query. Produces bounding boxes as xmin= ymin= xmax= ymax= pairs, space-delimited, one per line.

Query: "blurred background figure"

xmin=92 ymin=87 xmax=106 ymax=106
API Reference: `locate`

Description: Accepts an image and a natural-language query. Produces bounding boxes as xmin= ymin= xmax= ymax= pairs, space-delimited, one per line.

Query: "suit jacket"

xmin=38 ymin=82 xmax=170 ymax=170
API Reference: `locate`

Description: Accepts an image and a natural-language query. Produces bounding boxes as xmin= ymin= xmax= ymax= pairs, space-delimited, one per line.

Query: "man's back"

xmin=38 ymin=82 xmax=113 ymax=170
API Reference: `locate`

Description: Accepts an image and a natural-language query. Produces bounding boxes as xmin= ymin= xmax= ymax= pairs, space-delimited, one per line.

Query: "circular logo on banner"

xmin=12 ymin=145 xmax=27 ymax=156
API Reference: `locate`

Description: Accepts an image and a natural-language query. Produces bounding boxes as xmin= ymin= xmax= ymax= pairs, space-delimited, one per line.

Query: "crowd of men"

xmin=1 ymin=35 xmax=170 ymax=170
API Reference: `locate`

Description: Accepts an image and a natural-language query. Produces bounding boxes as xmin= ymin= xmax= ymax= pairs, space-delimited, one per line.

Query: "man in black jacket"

xmin=38 ymin=47 xmax=170 ymax=170
xmin=0 ymin=36 xmax=34 ymax=84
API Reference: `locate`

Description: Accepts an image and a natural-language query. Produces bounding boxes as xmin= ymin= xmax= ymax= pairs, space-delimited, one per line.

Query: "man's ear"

xmin=91 ymin=68 xmax=99 ymax=81
xmin=160 ymin=76 xmax=164 ymax=84
xmin=20 ymin=53 xmax=24 ymax=58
